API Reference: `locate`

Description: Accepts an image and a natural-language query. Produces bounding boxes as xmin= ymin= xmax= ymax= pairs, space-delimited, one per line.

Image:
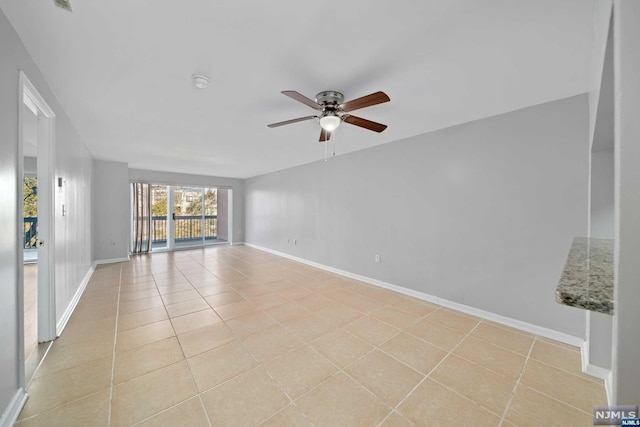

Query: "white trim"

xmin=19 ymin=71 xmax=57 ymax=343
xmin=605 ymin=370 xmax=613 ymax=406
xmin=16 ymin=74 xmax=27 ymax=392
xmin=584 ymin=363 xmax=612 ymax=381
xmin=55 ymin=263 xmax=95 ymax=336
xmin=232 ymin=241 xmax=245 ymax=246
xmin=95 ymin=256 xmax=130 ymax=265
xmin=0 ymin=388 xmax=27 ymax=427
xmin=581 ymin=340 xmax=589 ymax=373
xmin=245 ymin=243 xmax=584 ymax=347
xmin=228 ymin=189 xmax=233 ymax=244
xmin=581 ymin=340 xmax=612 ymax=380
xmin=167 ymin=186 xmax=175 ymax=251
xmin=20 ymin=73 xmax=55 ymax=117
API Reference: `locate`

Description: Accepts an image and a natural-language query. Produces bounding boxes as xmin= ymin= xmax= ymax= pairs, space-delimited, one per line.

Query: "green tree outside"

xmin=152 ymin=198 xmax=167 ymax=217
xmin=23 ymin=177 xmax=38 ymax=248
xmin=24 ymin=177 xmax=37 ymax=217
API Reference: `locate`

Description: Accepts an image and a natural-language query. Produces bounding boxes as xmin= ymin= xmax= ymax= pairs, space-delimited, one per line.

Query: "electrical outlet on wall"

xmin=374 ymin=254 xmax=381 ymax=263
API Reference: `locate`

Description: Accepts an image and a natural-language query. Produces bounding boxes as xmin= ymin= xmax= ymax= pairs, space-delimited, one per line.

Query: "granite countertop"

xmin=555 ymin=237 xmax=614 ymax=315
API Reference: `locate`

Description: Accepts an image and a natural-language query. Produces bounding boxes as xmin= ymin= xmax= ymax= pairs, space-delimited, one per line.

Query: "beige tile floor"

xmin=16 ymin=246 xmax=606 ymax=426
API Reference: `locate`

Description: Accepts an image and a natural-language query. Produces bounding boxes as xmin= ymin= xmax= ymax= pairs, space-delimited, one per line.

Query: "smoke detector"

xmin=192 ymin=74 xmax=211 ymax=90
xmin=54 ymin=0 xmax=72 ymax=12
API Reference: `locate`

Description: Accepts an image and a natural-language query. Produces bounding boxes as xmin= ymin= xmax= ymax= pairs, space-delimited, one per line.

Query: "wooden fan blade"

xmin=339 ymin=91 xmax=390 ymax=112
xmin=282 ymin=91 xmax=323 ymax=110
xmin=267 ymin=116 xmax=317 ymax=128
xmin=319 ymin=128 xmax=331 ymax=142
xmin=342 ymin=115 xmax=388 ymax=133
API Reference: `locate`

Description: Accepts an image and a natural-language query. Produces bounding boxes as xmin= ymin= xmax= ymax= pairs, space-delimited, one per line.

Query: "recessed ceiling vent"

xmin=54 ymin=0 xmax=72 ymax=12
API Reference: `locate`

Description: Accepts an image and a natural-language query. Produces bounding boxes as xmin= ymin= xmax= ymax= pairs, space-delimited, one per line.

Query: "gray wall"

xmin=588 ymin=311 xmax=613 ymax=370
xmin=93 ymin=160 xmax=130 ymax=261
xmin=0 ymin=8 xmax=93 ymax=422
xmin=129 ymin=168 xmax=245 ymax=243
xmin=23 ymin=156 xmax=36 ymax=175
xmin=53 ymin=122 xmax=94 ymax=326
xmin=245 ymin=95 xmax=589 ymax=337
xmin=590 ymin=149 xmax=614 ymax=239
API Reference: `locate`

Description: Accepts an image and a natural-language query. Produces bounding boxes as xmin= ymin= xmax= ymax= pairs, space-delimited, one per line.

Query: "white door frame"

xmin=167 ymin=186 xmax=175 ymax=251
xmin=228 ymin=189 xmax=233 ymax=244
xmin=18 ymin=72 xmax=57 ymax=361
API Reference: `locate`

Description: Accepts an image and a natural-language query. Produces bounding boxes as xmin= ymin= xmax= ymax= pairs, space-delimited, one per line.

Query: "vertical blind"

xmin=131 ymin=182 xmax=151 ymax=253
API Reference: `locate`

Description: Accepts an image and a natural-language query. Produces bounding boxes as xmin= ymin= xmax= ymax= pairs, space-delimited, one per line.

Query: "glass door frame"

xmin=148 ymin=184 xmax=231 ymax=252
xmin=171 ymin=186 xmax=205 ymax=250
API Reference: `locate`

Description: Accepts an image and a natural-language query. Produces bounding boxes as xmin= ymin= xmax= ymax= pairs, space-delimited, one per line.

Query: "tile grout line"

xmin=339 ymin=306 xmax=448 ymax=426
xmin=161 ymin=269 xmax=216 ymax=427
xmin=217 ymin=250 xmax=484 ymax=421
xmin=127 ymin=252 xmax=388 ymax=422
xmin=191 ymin=251 xmax=321 ymax=426
xmin=271 ymin=307 xmax=445 ymax=427
xmin=497 ymin=332 xmax=537 ymax=425
xmin=185 ymin=251 xmax=338 ymax=425
xmin=154 ymin=253 xmax=459 ymax=423
xmin=106 ymin=263 xmax=124 ymax=427
xmin=379 ymin=320 xmax=487 ymax=425
xmin=134 ymin=266 xmax=217 ymax=427
xmin=160 ymin=261 xmax=255 ymax=427
xmin=510 ymin=336 xmax=600 ymax=418
xmin=208 ymin=281 xmax=438 ymax=425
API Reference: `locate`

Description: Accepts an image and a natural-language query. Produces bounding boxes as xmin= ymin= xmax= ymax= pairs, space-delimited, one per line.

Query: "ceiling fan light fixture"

xmin=319 ymin=114 xmax=341 ymax=131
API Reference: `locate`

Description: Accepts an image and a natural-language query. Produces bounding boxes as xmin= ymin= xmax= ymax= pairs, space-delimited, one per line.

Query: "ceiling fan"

xmin=267 ymin=90 xmax=390 ymax=142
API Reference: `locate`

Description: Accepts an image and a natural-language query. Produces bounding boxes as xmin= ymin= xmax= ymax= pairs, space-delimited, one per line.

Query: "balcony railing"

xmin=24 ymin=217 xmax=38 ymax=249
xmin=151 ymin=215 xmax=218 ymax=244
xmin=24 ymin=216 xmax=218 ymax=250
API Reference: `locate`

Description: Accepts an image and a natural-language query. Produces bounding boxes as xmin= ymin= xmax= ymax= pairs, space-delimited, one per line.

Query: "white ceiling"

xmin=2 ymin=0 xmax=597 ymax=179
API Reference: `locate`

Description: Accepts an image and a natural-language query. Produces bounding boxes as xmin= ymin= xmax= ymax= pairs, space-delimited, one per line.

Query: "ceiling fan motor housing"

xmin=315 ymin=91 xmax=344 ymax=108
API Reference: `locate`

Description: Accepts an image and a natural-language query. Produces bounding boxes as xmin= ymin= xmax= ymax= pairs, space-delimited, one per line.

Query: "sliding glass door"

xmin=151 ymin=185 xmax=168 ymax=250
xmin=143 ymin=184 xmax=229 ymax=251
xmin=173 ymin=186 xmax=204 ymax=248
xmin=203 ymin=188 xmax=218 ymax=244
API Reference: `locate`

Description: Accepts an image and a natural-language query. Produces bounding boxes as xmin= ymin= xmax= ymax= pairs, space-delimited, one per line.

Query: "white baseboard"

xmin=580 ymin=341 xmax=611 ymax=379
xmin=245 ymin=242 xmax=584 ymax=348
xmin=605 ymin=371 xmax=613 ymax=406
xmin=56 ymin=263 xmax=95 ymax=336
xmin=95 ymin=256 xmax=130 ymax=265
xmin=580 ymin=341 xmax=613 ymax=404
xmin=0 ymin=388 xmax=27 ymax=427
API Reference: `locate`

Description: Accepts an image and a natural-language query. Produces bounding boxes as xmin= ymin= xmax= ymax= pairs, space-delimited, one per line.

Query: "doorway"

xmin=18 ymin=72 xmax=56 ymax=388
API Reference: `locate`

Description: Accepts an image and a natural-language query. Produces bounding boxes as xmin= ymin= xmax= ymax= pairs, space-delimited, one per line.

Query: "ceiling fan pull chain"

xmin=324 ymin=139 xmax=328 ymax=162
